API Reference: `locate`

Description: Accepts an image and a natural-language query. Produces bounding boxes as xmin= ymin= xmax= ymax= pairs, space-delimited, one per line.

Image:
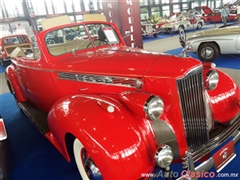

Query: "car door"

xmin=13 ymin=37 xmax=58 ymax=111
xmin=235 ymin=34 xmax=240 ymax=51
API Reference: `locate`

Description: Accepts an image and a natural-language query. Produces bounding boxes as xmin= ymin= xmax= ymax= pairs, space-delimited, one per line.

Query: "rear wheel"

xmin=73 ymin=139 xmax=102 ymax=180
xmin=198 ymin=43 xmax=219 ymax=62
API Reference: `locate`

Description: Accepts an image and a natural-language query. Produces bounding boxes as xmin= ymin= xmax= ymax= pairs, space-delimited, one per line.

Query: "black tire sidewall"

xmin=198 ymin=43 xmax=219 ymax=62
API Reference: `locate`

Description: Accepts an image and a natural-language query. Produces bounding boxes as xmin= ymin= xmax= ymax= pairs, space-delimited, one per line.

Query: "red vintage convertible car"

xmin=196 ymin=6 xmax=237 ymax=23
xmin=5 ymin=16 xmax=240 ymax=179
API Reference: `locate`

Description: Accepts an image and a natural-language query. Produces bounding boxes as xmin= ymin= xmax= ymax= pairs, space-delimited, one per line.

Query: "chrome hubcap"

xmin=201 ymin=47 xmax=214 ymax=59
xmin=82 ymin=149 xmax=102 ymax=179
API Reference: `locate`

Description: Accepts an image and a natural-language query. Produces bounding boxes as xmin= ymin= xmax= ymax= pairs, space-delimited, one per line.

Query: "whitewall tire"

xmin=73 ymin=138 xmax=102 ymax=180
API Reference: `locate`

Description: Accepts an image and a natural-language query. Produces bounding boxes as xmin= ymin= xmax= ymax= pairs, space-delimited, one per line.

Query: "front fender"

xmin=207 ymin=69 xmax=240 ymax=123
xmin=48 ymin=94 xmax=156 ymax=179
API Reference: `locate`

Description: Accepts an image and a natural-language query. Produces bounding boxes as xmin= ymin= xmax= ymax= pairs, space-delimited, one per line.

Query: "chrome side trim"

xmin=58 ymin=72 xmax=143 ymax=89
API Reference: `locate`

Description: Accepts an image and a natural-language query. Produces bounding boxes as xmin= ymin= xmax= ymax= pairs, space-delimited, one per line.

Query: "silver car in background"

xmin=180 ymin=24 xmax=240 ymax=62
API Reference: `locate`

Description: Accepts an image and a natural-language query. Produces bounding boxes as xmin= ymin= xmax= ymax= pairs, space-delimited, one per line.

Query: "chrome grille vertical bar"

xmin=177 ymin=66 xmax=208 ymax=151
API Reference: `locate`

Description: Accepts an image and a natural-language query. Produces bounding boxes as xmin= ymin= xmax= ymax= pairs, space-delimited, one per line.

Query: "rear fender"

xmin=5 ymin=65 xmax=27 ymax=102
xmin=48 ymin=94 xmax=156 ymax=179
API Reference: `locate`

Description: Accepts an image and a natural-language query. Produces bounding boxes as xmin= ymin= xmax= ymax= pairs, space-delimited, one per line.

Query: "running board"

xmin=18 ymin=101 xmax=50 ymax=135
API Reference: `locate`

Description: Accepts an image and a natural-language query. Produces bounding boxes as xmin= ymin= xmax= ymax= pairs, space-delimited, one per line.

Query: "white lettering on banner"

xmin=125 ymin=0 xmax=135 ymax=47
xmin=126 ymin=0 xmax=133 ymax=5
xmin=128 ymin=17 xmax=134 ymax=24
xmin=130 ymin=26 xmax=133 ymax=32
xmin=109 ymin=11 xmax=113 ymax=18
xmin=127 ymin=8 xmax=133 ymax=15
xmin=107 ymin=2 xmax=113 ymax=23
xmin=130 ymin=34 xmax=134 ymax=41
xmin=107 ymin=3 xmax=112 ymax=8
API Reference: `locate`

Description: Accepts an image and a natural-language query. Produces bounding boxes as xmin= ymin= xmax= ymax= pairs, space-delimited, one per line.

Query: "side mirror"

xmin=123 ymin=30 xmax=131 ymax=38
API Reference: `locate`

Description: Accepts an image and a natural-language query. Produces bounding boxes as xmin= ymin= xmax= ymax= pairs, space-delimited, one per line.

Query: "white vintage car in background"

xmin=141 ymin=19 xmax=159 ymax=38
xmin=180 ymin=24 xmax=240 ymax=62
xmin=160 ymin=11 xmax=204 ymax=34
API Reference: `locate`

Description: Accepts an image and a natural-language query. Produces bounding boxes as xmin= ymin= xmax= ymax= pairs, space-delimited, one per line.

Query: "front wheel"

xmin=198 ymin=43 xmax=219 ymax=62
xmin=73 ymin=139 xmax=102 ymax=180
xmin=196 ymin=22 xmax=202 ymax=29
xmin=178 ymin=26 xmax=184 ymax=32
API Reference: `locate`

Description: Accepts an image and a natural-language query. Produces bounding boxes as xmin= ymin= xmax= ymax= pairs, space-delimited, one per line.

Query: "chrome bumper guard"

xmin=178 ymin=114 xmax=240 ymax=180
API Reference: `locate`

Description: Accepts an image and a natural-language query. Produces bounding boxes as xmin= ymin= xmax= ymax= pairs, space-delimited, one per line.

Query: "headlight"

xmin=185 ymin=42 xmax=192 ymax=49
xmin=145 ymin=96 xmax=164 ymax=121
xmin=155 ymin=144 xmax=173 ymax=168
xmin=206 ymin=70 xmax=219 ymax=90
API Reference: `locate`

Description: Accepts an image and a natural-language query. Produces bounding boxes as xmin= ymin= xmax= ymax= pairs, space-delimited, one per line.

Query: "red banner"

xmin=102 ymin=0 xmax=143 ymax=48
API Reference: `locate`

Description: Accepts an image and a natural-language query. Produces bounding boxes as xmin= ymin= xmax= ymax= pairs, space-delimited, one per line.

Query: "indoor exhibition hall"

xmin=0 ymin=0 xmax=240 ymax=180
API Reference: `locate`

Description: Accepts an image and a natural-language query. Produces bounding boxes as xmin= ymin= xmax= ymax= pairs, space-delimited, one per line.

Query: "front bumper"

xmin=178 ymin=114 xmax=240 ymax=179
xmin=160 ymin=28 xmax=174 ymax=33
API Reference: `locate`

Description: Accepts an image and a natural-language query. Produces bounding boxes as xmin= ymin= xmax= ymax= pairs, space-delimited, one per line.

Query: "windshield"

xmin=3 ymin=36 xmax=30 ymax=46
xmin=45 ymin=23 xmax=120 ymax=56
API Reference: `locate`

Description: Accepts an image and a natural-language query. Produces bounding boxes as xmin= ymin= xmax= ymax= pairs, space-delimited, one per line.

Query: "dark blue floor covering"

xmin=0 ymin=65 xmax=6 ymax=73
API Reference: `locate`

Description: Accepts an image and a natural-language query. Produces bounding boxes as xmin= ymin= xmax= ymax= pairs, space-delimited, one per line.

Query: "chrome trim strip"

xmin=58 ymin=72 xmax=143 ymax=89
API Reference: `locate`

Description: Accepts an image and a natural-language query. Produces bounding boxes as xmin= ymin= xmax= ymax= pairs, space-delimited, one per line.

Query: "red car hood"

xmin=201 ymin=6 xmax=213 ymax=14
xmin=53 ymin=46 xmax=201 ymax=78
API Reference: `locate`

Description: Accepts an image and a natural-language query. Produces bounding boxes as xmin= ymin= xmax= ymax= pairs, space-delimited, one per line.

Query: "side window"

xmin=46 ymin=25 xmax=90 ymax=56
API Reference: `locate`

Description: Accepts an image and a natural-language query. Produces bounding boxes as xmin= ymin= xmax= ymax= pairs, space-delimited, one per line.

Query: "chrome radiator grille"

xmin=177 ymin=66 xmax=208 ymax=151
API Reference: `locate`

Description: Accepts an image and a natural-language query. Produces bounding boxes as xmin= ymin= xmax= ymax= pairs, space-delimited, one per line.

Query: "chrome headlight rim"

xmin=185 ymin=41 xmax=192 ymax=49
xmin=206 ymin=70 xmax=219 ymax=90
xmin=155 ymin=144 xmax=173 ymax=168
xmin=145 ymin=96 xmax=164 ymax=121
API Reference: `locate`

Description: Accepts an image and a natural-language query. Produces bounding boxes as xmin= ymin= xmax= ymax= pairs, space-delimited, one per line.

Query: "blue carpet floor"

xmin=0 ymin=93 xmax=80 ymax=180
xmin=0 ymin=65 xmax=6 ymax=73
